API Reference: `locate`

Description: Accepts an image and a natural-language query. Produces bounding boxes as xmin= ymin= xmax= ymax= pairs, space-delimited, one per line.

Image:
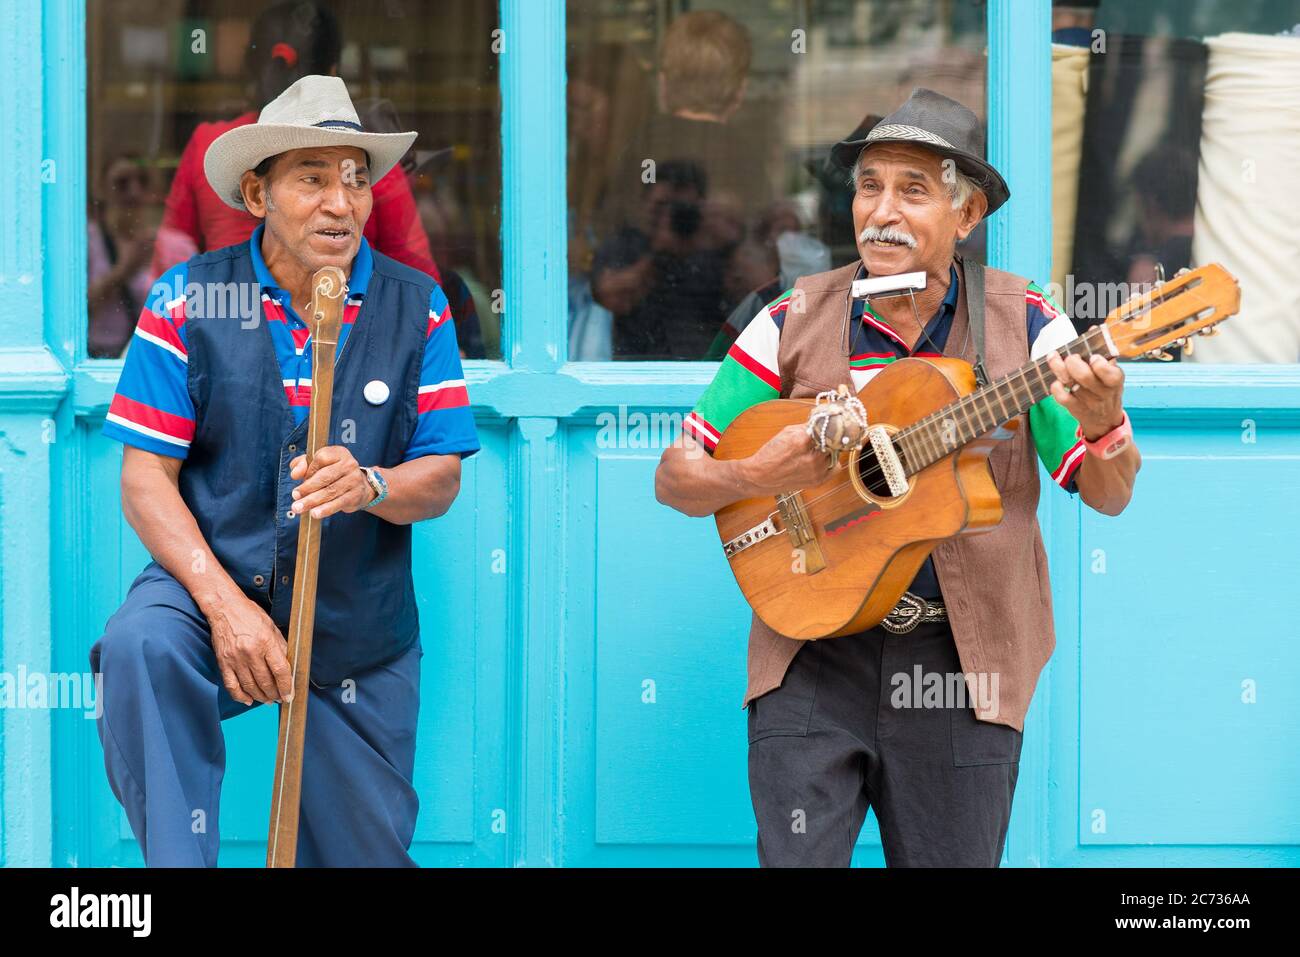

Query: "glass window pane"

xmin=87 ymin=0 xmax=502 ymax=360
xmin=566 ymin=0 xmax=988 ymax=361
xmin=1055 ymin=0 xmax=1300 ymax=363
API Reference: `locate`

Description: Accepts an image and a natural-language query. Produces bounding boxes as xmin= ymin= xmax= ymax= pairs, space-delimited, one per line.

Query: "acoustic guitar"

xmin=712 ymin=263 xmax=1240 ymax=640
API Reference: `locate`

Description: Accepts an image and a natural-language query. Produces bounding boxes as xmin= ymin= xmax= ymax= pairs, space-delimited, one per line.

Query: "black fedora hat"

xmin=830 ymin=87 xmax=1010 ymax=216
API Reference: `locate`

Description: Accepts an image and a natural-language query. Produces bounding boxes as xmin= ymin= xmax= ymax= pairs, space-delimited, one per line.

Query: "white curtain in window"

xmin=1051 ymin=43 xmax=1089 ymax=293
xmin=1189 ymin=32 xmax=1300 ymax=363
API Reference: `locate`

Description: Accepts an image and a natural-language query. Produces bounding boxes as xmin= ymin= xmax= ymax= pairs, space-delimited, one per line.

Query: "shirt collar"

xmin=940 ymin=262 xmax=960 ymax=314
xmin=248 ymin=222 xmax=373 ymax=299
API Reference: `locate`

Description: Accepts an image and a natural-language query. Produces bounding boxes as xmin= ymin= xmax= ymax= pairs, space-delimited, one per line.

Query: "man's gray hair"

xmin=847 ymin=150 xmax=985 ymax=211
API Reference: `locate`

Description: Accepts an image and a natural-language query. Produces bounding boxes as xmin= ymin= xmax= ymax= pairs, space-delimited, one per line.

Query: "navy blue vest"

xmin=179 ymin=241 xmax=432 ymax=685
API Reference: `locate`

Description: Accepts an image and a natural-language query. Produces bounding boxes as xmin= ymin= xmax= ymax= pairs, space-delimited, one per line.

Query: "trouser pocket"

xmin=748 ymin=642 xmax=823 ymax=743
xmin=950 ymin=702 xmax=1022 ymax=766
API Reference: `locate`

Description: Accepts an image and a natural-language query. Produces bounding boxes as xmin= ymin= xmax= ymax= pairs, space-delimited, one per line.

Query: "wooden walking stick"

xmin=266 ymin=265 xmax=347 ymax=868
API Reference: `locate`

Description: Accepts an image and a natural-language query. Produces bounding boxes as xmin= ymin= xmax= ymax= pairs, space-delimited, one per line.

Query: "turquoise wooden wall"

xmin=1 ymin=0 xmax=1296 ymax=867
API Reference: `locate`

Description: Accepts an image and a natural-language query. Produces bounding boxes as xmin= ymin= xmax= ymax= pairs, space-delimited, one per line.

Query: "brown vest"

xmin=741 ymin=256 xmax=1056 ymax=732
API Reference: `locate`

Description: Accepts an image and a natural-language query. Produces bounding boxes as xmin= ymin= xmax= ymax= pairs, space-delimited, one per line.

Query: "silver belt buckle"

xmin=881 ymin=592 xmax=928 ymax=634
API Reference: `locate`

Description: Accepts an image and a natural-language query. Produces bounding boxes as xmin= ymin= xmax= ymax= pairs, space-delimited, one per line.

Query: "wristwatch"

xmin=1078 ymin=411 xmax=1132 ymax=460
xmin=359 ymin=465 xmax=389 ymax=510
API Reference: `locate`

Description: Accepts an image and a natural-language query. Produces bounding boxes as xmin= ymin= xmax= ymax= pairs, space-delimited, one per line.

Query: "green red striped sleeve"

xmin=1026 ymin=282 xmax=1086 ymax=492
xmin=683 ymin=291 xmax=789 ymax=452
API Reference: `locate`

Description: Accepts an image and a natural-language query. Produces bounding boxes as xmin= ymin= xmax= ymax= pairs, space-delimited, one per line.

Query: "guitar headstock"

xmin=1100 ymin=263 xmax=1240 ymax=360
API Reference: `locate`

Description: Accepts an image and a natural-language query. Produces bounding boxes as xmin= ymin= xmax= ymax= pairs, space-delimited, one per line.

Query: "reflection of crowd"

xmin=569 ymin=10 xmax=835 ymax=361
xmin=567 ymin=1 xmax=1261 ymax=366
xmin=88 ymin=156 xmax=157 ymax=357
xmin=90 ymin=0 xmax=488 ymax=360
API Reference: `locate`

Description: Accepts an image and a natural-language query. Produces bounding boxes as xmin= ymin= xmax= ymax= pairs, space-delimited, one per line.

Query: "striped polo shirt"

xmin=102 ymin=224 xmax=478 ymax=461
xmin=682 ymin=263 xmax=1086 ymax=599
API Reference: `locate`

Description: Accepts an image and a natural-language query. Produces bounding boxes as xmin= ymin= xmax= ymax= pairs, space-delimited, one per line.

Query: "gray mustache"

xmin=858 ymin=225 xmax=918 ymax=248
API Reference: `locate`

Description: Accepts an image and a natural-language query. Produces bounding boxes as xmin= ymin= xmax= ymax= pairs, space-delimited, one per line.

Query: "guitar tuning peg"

xmin=1182 ymin=336 xmax=1195 ymax=357
xmin=1147 ymin=347 xmax=1175 ymax=361
xmin=1200 ymin=324 xmax=1220 ymax=338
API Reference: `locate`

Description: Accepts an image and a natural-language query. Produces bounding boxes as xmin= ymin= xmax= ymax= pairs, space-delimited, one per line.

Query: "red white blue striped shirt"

xmin=102 ymin=225 xmax=478 ymax=461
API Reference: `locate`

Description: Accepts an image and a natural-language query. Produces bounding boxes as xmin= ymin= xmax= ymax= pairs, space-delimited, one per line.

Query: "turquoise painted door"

xmin=2 ymin=0 xmax=1297 ymax=868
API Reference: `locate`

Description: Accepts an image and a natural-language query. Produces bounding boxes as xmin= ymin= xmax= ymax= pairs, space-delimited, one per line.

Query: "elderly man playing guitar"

xmin=656 ymin=88 xmax=1141 ymax=867
xmin=90 ymin=76 xmax=478 ymax=866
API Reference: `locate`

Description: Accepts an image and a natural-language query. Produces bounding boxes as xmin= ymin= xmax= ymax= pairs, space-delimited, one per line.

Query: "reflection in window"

xmin=87 ymin=0 xmax=502 ymax=359
xmin=566 ymin=0 xmax=987 ymax=361
xmin=1054 ymin=0 xmax=1300 ymax=363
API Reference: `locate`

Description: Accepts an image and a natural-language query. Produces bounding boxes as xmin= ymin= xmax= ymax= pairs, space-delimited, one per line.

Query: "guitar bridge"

xmin=776 ymin=492 xmax=826 ymax=574
xmin=723 ymin=516 xmax=779 ymax=558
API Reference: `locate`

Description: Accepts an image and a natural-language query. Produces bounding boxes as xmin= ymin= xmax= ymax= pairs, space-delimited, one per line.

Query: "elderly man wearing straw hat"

xmin=657 ymin=88 xmax=1140 ymax=866
xmin=90 ymin=76 xmax=479 ymax=866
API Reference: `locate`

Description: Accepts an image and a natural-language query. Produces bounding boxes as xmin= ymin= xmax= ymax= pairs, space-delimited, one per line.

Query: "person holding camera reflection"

xmin=595 ymin=10 xmax=773 ymax=360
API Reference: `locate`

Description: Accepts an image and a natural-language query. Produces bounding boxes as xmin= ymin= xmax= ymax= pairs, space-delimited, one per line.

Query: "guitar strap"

xmin=961 ymin=255 xmax=991 ymax=388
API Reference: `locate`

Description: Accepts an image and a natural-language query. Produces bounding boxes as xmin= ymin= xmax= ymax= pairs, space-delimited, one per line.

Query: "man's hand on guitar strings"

xmin=1046 ymin=351 xmax=1126 ymax=441
xmin=741 ymin=423 xmax=837 ymax=496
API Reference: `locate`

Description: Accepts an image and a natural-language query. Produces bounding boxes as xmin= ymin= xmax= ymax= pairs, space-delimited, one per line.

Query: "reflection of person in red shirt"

xmin=150 ymin=1 xmax=439 ymax=282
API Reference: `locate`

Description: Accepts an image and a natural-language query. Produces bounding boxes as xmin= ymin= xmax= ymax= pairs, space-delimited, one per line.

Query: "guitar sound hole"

xmin=856 ymin=446 xmax=901 ymax=499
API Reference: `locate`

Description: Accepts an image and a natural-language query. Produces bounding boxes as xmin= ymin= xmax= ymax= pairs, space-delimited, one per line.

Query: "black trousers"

xmin=747 ymin=620 xmax=1021 ymax=867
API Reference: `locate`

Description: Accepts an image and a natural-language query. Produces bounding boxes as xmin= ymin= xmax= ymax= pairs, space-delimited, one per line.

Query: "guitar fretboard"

xmin=895 ymin=325 xmax=1110 ymax=474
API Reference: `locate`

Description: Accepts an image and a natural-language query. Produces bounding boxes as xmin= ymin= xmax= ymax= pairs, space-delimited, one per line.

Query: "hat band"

xmin=865 ymin=124 xmax=956 ymax=150
xmin=313 ymin=119 xmax=365 ymax=132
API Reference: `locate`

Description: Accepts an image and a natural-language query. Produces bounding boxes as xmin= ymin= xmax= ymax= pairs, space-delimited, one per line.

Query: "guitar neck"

xmin=897 ymin=324 xmax=1111 ymax=474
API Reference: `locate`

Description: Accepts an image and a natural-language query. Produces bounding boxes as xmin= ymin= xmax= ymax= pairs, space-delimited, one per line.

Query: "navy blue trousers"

xmin=89 ymin=561 xmax=422 ymax=867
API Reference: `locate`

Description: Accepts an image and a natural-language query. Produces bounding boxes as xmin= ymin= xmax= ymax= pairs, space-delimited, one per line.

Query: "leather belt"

xmin=880 ymin=592 xmax=947 ymax=634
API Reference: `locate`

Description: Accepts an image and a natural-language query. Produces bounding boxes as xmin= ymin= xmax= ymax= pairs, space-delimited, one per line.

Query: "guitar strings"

xmin=768 ymin=339 xmax=1094 ymax=525
xmin=758 ymin=282 xmax=1202 ymax=528
xmin=805 ymin=282 xmax=984 ymax=501
xmin=788 ymin=365 xmax=1033 ymax=518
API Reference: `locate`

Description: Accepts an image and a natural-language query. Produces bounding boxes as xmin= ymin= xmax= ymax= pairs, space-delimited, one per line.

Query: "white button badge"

xmin=363 ymin=379 xmax=390 ymax=405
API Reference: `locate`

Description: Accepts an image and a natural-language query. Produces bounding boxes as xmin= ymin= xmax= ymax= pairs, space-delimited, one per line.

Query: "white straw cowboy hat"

xmin=204 ymin=74 xmax=417 ymax=209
